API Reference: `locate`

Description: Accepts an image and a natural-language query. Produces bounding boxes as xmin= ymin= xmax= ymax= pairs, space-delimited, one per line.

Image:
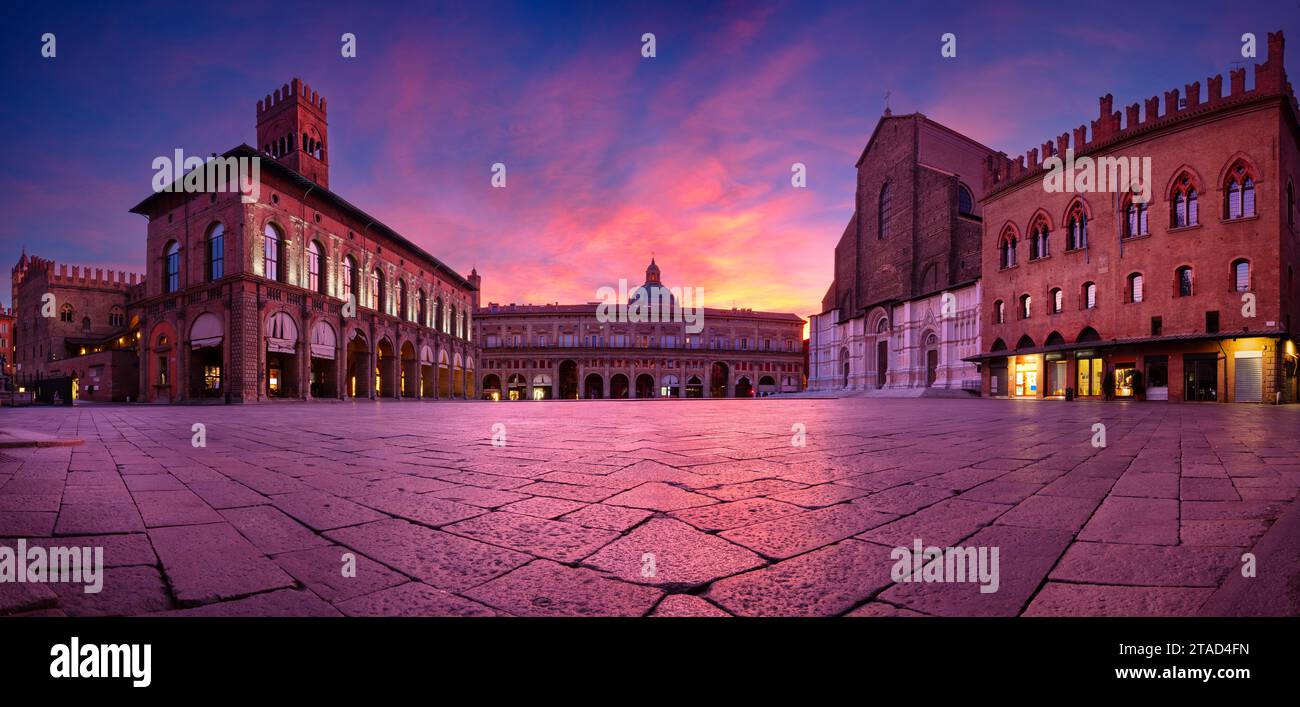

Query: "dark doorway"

xmin=686 ymin=376 xmax=704 ymax=398
xmin=584 ymin=373 xmax=604 ymax=399
xmin=635 ymin=373 xmax=655 ymax=398
xmin=1184 ymin=355 xmax=1218 ymax=401
xmin=346 ymin=332 xmax=370 ymax=398
xmin=926 ymin=349 xmax=938 ymax=387
xmin=310 ymin=355 xmax=336 ymax=398
xmin=375 ymin=340 xmax=396 ymax=398
xmin=610 ymin=373 xmax=630 ymax=399
xmin=559 ymin=360 xmax=579 ymax=399
xmin=990 ymin=361 xmax=1008 ymax=396
xmin=191 ymin=345 xmax=223 ymax=398
xmin=506 ymin=374 xmax=526 ymax=401
xmin=482 ymin=373 xmax=502 ymax=400
xmin=734 ymin=377 xmax=753 ymax=397
xmin=710 ymin=362 xmax=729 ymax=397
xmin=876 ymin=340 xmax=889 ymax=388
xmin=840 ymin=347 xmax=850 ymax=388
xmin=1144 ymin=357 xmax=1169 ymax=401
xmin=266 ymin=351 xmax=298 ymax=398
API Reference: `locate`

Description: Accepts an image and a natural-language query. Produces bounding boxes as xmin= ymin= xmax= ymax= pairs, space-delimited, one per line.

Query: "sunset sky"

xmin=2 ymin=1 xmax=1297 ymax=322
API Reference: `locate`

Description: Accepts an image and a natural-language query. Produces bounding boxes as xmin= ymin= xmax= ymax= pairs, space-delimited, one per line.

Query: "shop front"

xmin=1075 ymin=350 xmax=1103 ymax=398
xmin=1011 ymin=354 xmax=1040 ymax=398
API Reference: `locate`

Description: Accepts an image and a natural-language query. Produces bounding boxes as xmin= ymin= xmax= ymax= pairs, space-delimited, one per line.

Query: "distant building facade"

xmin=971 ymin=32 xmax=1300 ymax=404
xmin=474 ymin=260 xmax=805 ymax=400
xmin=809 ymin=113 xmax=994 ymax=394
xmin=0 ymin=305 xmax=13 ymax=377
xmin=127 ymin=79 xmax=479 ymax=403
xmin=10 ymin=252 xmax=143 ymax=401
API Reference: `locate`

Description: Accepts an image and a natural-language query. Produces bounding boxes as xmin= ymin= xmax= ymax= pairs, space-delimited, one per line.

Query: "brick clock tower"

xmin=256 ymin=78 xmax=329 ymax=188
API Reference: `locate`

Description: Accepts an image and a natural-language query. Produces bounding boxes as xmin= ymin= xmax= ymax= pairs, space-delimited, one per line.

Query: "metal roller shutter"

xmin=1234 ymin=353 xmax=1262 ymax=403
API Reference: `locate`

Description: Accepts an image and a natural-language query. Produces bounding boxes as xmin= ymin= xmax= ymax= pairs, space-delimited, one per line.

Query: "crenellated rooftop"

xmin=14 ymin=254 xmax=144 ymax=291
xmin=984 ymin=31 xmax=1294 ymax=195
xmin=256 ymin=77 xmax=326 ymax=116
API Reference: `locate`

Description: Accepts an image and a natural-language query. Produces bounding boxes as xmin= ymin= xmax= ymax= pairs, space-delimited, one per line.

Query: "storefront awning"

xmin=310 ymin=321 xmax=336 ymax=360
xmin=190 ymin=313 xmax=223 ymax=349
xmin=266 ymin=312 xmax=299 ymax=354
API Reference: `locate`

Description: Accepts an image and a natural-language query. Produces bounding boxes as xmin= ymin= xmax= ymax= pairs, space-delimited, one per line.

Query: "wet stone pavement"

xmin=1 ymin=398 xmax=1298 ymax=617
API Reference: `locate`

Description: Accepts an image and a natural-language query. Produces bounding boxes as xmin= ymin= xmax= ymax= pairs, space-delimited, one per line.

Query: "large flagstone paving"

xmin=1 ymin=398 xmax=1298 ymax=617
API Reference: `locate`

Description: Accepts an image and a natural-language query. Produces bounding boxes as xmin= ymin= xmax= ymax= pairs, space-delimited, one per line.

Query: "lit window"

xmin=307 ymin=240 xmax=324 ymax=294
xmin=263 ymin=224 xmax=283 ymax=282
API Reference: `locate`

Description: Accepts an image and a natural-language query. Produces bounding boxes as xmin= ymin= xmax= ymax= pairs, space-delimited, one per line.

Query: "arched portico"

xmin=584 ymin=373 xmax=604 ymax=399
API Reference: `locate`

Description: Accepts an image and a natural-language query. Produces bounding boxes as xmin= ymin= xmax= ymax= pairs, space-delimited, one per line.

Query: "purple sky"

xmin=2 ymin=0 xmax=1297 ymax=323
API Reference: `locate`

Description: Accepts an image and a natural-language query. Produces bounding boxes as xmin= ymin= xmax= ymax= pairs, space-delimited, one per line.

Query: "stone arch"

xmin=375 ymin=336 xmax=397 ymax=398
xmin=264 ymin=310 xmax=300 ymax=398
xmin=452 ymin=352 xmax=465 ymax=398
xmin=437 ymin=348 xmax=451 ymax=398
xmin=189 ymin=311 xmax=225 ymax=399
xmin=635 ymin=373 xmax=655 ymax=398
xmin=734 ymin=376 xmax=753 ymax=397
xmin=400 ymin=340 xmax=418 ymax=397
xmin=1215 ymin=151 xmax=1262 ymax=191
xmin=346 ymin=329 xmax=370 ymax=398
xmin=584 ymin=372 xmax=605 ymax=399
xmin=1164 ymin=163 xmax=1205 ymax=199
xmin=482 ymin=373 xmax=502 ymax=400
xmin=419 ymin=344 xmax=436 ymax=397
xmin=1026 ymin=207 xmax=1055 ymax=235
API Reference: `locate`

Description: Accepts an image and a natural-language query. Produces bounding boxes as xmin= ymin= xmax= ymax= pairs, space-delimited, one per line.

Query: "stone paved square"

xmin=2 ymin=398 xmax=1298 ymax=617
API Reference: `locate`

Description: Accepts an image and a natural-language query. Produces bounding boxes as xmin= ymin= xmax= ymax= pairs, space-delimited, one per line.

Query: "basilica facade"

xmin=808 ymin=113 xmax=992 ymax=394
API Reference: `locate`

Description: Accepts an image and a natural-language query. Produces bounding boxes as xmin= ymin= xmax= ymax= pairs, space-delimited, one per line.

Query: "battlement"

xmin=985 ymin=31 xmax=1293 ymax=193
xmin=257 ymin=78 xmax=326 ymax=117
xmin=14 ymin=255 xmax=143 ymax=291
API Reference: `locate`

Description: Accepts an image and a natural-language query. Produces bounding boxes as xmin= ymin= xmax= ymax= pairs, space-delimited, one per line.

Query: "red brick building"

xmin=973 ymin=32 xmax=1300 ymax=404
xmin=128 ymin=79 xmax=479 ymax=403
xmin=10 ymin=252 xmax=143 ymax=401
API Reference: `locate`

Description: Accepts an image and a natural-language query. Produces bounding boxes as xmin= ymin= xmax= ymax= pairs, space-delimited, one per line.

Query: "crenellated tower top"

xmin=256 ymin=78 xmax=329 ymax=188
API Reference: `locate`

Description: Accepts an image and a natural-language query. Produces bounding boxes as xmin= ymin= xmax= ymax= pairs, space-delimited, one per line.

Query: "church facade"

xmin=808 ymin=113 xmax=993 ymax=394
